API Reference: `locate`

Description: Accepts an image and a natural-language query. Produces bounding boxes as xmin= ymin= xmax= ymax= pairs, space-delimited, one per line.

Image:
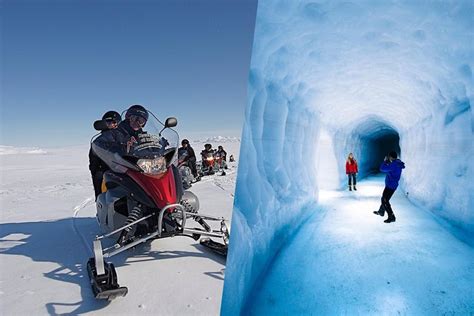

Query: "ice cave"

xmin=222 ymin=1 xmax=474 ymax=314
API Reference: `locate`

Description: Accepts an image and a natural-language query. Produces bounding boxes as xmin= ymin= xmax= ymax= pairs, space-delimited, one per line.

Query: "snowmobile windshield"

xmin=91 ymin=110 xmax=179 ymax=174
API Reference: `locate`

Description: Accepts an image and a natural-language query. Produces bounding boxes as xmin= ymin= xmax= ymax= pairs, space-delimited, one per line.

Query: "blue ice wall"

xmin=222 ymin=1 xmax=474 ymax=314
xmin=223 ymin=68 xmax=320 ymax=314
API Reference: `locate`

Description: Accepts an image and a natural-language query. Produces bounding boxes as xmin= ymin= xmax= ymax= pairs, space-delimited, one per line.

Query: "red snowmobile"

xmin=88 ymin=111 xmax=229 ymax=300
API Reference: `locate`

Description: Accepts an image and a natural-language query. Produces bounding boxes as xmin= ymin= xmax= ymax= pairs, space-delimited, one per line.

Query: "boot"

xmin=353 ymin=185 xmax=357 ymax=191
xmin=349 ymin=185 xmax=352 ymax=191
xmin=384 ymin=210 xmax=396 ymax=223
xmin=373 ymin=205 xmax=385 ymax=216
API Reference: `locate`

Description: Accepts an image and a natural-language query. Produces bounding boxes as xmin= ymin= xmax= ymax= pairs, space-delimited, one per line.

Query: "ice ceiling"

xmin=222 ymin=1 xmax=473 ymax=314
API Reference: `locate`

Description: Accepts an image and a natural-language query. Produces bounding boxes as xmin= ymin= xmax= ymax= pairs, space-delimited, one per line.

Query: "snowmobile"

xmin=88 ymin=111 xmax=230 ymax=300
xmin=199 ymin=151 xmax=217 ymax=176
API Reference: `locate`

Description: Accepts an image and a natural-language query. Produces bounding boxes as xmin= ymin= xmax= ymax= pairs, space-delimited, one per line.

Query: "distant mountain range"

xmin=0 ymin=145 xmax=47 ymax=155
xmin=195 ymin=136 xmax=241 ymax=143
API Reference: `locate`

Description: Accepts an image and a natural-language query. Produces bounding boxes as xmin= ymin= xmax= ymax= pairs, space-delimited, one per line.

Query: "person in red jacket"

xmin=345 ymin=153 xmax=358 ymax=191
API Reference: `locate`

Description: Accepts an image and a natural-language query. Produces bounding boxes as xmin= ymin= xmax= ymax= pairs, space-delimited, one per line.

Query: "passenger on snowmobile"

xmin=215 ymin=145 xmax=228 ymax=171
xmin=89 ymin=110 xmax=122 ymax=199
xmin=92 ymin=104 xmax=151 ymax=156
xmin=216 ymin=145 xmax=227 ymax=161
xmin=178 ymin=139 xmax=199 ymax=179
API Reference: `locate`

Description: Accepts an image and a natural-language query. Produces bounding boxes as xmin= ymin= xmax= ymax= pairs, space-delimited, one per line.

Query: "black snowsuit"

xmin=89 ymin=120 xmax=141 ymax=198
xmin=216 ymin=149 xmax=227 ymax=161
xmin=178 ymin=145 xmax=198 ymax=177
xmin=89 ymin=146 xmax=108 ymax=199
xmin=94 ymin=120 xmax=142 ymax=155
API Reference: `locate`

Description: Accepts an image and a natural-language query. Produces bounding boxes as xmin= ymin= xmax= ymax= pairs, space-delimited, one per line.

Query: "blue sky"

xmin=1 ymin=0 xmax=257 ymax=147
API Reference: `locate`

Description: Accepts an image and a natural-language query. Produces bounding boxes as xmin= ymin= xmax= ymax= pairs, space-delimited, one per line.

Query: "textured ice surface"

xmin=222 ymin=0 xmax=474 ymax=314
xmin=249 ymin=176 xmax=474 ymax=315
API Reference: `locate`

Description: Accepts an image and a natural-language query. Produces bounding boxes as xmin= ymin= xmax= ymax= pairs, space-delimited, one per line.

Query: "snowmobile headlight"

xmin=206 ymin=157 xmax=214 ymax=161
xmin=137 ymin=157 xmax=167 ymax=175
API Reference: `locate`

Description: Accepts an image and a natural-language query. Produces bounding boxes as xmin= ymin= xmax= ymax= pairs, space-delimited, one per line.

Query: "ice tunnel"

xmin=222 ymin=0 xmax=473 ymax=314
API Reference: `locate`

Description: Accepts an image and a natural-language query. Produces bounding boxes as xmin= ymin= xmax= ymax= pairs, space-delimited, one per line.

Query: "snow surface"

xmin=222 ymin=1 xmax=474 ymax=314
xmin=0 ymin=139 xmax=240 ymax=315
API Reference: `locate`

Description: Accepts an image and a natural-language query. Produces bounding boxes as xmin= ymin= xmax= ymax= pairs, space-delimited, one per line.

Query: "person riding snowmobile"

xmin=89 ymin=110 xmax=122 ymax=199
xmin=200 ymin=143 xmax=216 ymax=175
xmin=216 ymin=145 xmax=227 ymax=161
xmin=93 ymin=104 xmax=149 ymax=155
xmin=178 ymin=139 xmax=199 ymax=180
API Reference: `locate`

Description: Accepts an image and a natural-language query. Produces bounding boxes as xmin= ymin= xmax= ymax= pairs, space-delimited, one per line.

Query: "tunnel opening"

xmin=317 ymin=117 xmax=402 ymax=190
xmin=358 ymin=128 xmax=401 ymax=176
xmin=340 ymin=117 xmax=401 ymax=183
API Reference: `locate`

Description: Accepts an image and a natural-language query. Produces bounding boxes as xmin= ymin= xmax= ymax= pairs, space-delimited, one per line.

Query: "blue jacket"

xmin=380 ymin=159 xmax=405 ymax=190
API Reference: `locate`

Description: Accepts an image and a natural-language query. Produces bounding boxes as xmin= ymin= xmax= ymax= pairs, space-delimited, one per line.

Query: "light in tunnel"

xmin=327 ymin=116 xmax=402 ymax=182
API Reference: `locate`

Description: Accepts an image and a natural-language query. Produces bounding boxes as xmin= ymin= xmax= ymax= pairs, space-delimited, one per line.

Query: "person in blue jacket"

xmin=373 ymin=151 xmax=405 ymax=223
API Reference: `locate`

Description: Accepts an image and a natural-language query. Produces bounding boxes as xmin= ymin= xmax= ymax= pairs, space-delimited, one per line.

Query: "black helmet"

xmin=389 ymin=151 xmax=398 ymax=159
xmin=205 ymin=143 xmax=212 ymax=149
xmin=218 ymin=145 xmax=223 ymax=150
xmin=125 ymin=104 xmax=149 ymax=121
xmin=182 ymin=139 xmax=189 ymax=145
xmin=102 ymin=111 xmax=122 ymax=123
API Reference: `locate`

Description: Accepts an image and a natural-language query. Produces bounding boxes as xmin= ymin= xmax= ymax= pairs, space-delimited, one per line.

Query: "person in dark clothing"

xmin=201 ymin=143 xmax=215 ymax=175
xmin=374 ymin=151 xmax=405 ymax=223
xmin=178 ymin=139 xmax=199 ymax=179
xmin=345 ymin=152 xmax=358 ymax=191
xmin=201 ymin=143 xmax=214 ymax=160
xmin=93 ymin=104 xmax=149 ymax=155
xmin=216 ymin=145 xmax=227 ymax=161
xmin=90 ymin=105 xmax=149 ymax=199
xmin=89 ymin=110 xmax=122 ymax=199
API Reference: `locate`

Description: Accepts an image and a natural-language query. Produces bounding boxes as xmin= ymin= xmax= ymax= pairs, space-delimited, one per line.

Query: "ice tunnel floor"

xmin=247 ymin=175 xmax=474 ymax=315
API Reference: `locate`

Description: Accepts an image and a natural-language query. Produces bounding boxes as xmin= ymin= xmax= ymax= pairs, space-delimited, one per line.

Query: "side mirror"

xmin=165 ymin=117 xmax=177 ymax=128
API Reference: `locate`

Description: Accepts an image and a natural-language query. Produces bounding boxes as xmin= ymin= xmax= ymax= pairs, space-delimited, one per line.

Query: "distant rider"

xmin=201 ymin=143 xmax=214 ymax=161
xmin=216 ymin=145 xmax=227 ymax=161
xmin=178 ymin=139 xmax=199 ymax=180
xmin=201 ymin=143 xmax=215 ymax=174
xmin=89 ymin=110 xmax=121 ymax=199
xmin=373 ymin=151 xmax=405 ymax=223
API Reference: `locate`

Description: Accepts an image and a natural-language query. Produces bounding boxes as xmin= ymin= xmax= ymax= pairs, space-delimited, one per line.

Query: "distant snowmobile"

xmin=88 ymin=110 xmax=230 ymax=300
xmin=199 ymin=146 xmax=226 ymax=177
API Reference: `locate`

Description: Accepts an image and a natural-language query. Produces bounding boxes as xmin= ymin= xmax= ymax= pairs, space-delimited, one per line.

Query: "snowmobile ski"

xmin=86 ymin=257 xmax=128 ymax=300
xmin=200 ymin=238 xmax=228 ymax=257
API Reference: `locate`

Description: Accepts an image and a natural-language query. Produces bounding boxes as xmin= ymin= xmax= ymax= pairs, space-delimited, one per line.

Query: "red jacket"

xmin=346 ymin=159 xmax=358 ymax=174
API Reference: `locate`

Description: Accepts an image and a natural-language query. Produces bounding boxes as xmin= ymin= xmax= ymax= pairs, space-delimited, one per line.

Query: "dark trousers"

xmin=347 ymin=173 xmax=357 ymax=186
xmin=91 ymin=170 xmax=104 ymax=199
xmin=188 ymin=157 xmax=198 ymax=177
xmin=379 ymin=187 xmax=396 ymax=217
